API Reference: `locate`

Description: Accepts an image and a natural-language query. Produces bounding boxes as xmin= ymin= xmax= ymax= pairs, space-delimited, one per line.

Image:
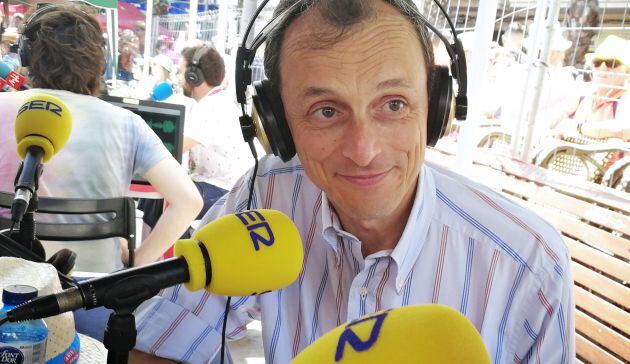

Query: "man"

xmin=178 ymin=45 xmax=252 ymax=218
xmin=131 ymin=1 xmax=574 ymax=362
xmin=0 ymin=5 xmax=203 ymax=271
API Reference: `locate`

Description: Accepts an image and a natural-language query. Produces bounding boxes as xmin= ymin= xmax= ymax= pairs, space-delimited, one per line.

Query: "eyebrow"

xmin=301 ymin=86 xmax=334 ymax=99
xmin=376 ymin=78 xmax=412 ymax=90
xmin=300 ymin=78 xmax=412 ymax=99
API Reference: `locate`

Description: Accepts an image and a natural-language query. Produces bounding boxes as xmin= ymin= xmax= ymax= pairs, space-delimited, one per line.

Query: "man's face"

xmin=178 ymin=60 xmax=193 ymax=97
xmin=279 ymin=2 xmax=429 ymax=223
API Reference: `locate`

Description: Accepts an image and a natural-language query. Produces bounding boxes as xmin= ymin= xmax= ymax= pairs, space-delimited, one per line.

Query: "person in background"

xmin=131 ymin=0 xmax=574 ymax=362
xmin=10 ymin=12 xmax=24 ymax=29
xmin=176 ymin=45 xmax=251 ymax=219
xmin=0 ymin=4 xmax=202 ymax=272
xmin=133 ymin=20 xmax=146 ymax=55
xmin=551 ymin=35 xmax=630 ymax=141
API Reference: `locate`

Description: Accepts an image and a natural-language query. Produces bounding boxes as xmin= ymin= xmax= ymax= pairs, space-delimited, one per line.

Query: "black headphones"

xmin=18 ymin=4 xmax=107 ymax=69
xmin=18 ymin=4 xmax=56 ymax=67
xmin=235 ymin=0 xmax=468 ymax=162
xmin=185 ymin=46 xmax=211 ymax=87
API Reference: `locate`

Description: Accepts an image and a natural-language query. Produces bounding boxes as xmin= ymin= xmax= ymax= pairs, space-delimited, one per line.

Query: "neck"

xmin=192 ymin=83 xmax=212 ymax=101
xmin=335 ymin=178 xmax=418 ymax=258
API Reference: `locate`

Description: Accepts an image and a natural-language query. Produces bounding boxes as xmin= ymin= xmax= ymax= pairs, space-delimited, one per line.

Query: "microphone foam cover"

xmin=151 ymin=82 xmax=174 ymax=101
xmin=173 ymin=238 xmax=207 ymax=291
xmin=0 ymin=60 xmax=12 ymax=78
xmin=192 ymin=209 xmax=303 ymax=296
xmin=14 ymin=94 xmax=72 ymax=162
xmin=292 ymin=305 xmax=491 ymax=364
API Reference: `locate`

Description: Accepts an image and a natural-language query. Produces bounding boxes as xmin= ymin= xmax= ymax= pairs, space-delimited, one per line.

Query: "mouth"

xmin=338 ymin=169 xmax=391 ymax=187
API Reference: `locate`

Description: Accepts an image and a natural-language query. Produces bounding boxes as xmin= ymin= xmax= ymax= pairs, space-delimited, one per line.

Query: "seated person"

xmin=130 ymin=1 xmax=574 ymax=362
xmin=0 ymin=4 xmax=203 ymax=272
xmin=179 ymin=45 xmax=252 ymax=219
xmin=551 ymin=35 xmax=630 ymax=141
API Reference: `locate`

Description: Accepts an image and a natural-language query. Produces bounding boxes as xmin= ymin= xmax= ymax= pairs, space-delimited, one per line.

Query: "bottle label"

xmin=0 ymin=339 xmax=47 ymax=364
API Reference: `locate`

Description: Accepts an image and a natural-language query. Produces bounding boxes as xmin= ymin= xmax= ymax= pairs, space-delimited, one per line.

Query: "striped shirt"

xmin=134 ymin=156 xmax=575 ymax=363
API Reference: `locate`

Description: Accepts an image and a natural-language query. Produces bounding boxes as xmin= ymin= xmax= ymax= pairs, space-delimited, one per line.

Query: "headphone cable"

xmin=220 ymin=138 xmax=259 ymax=364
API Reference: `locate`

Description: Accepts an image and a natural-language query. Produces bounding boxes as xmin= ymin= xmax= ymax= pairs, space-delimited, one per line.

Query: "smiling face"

xmin=279 ymin=1 xmax=430 ymax=223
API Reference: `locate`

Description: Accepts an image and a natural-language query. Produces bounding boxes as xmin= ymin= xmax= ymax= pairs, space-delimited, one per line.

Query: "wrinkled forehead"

xmin=279 ymin=3 xmax=424 ymax=68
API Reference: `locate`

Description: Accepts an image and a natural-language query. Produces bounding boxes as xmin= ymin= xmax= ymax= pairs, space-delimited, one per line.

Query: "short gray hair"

xmin=263 ymin=0 xmax=435 ymax=91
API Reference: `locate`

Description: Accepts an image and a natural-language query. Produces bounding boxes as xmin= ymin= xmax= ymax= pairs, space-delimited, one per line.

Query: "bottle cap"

xmin=2 ymin=285 xmax=38 ymax=306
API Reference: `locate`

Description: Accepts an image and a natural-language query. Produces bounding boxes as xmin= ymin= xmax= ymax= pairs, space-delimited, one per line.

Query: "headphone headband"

xmin=192 ymin=46 xmax=210 ymax=67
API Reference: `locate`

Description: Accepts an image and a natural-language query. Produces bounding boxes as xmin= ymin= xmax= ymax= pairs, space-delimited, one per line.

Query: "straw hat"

xmin=585 ymin=35 xmax=630 ymax=66
xmin=0 ymin=257 xmax=107 ymax=363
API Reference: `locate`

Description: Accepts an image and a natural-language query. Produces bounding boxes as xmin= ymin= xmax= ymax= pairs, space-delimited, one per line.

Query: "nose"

xmin=341 ymin=116 xmax=381 ymax=167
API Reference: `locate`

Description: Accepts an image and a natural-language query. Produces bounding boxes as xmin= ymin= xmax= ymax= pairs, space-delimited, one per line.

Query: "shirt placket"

xmin=347 ymin=254 xmax=379 ymax=320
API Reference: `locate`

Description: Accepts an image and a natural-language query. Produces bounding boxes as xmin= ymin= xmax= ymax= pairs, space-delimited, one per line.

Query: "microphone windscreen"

xmin=174 ymin=209 xmax=304 ymax=296
xmin=292 ymin=305 xmax=491 ymax=364
xmin=14 ymin=94 xmax=72 ymax=162
xmin=0 ymin=60 xmax=12 ymax=79
xmin=151 ymin=82 xmax=174 ymax=101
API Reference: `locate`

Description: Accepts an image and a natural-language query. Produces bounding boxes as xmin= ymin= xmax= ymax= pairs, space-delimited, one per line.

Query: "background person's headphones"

xmin=18 ymin=3 xmax=107 ymax=69
xmin=185 ymin=46 xmax=211 ymax=86
xmin=18 ymin=4 xmax=58 ymax=67
xmin=235 ymin=0 xmax=468 ymax=162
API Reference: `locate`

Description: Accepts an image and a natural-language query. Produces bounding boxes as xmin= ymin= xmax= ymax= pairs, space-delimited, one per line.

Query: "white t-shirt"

xmin=0 ymin=89 xmax=171 ymax=272
xmin=184 ymin=88 xmax=252 ymax=189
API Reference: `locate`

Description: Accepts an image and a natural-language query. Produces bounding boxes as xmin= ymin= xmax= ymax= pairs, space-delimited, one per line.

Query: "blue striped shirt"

xmin=134 ymin=156 xmax=575 ymax=363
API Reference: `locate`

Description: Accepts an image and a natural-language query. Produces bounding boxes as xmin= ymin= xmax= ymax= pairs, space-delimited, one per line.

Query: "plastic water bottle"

xmin=0 ymin=285 xmax=48 ymax=364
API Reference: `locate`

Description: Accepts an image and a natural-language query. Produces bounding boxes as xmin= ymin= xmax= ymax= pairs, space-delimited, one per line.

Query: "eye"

xmin=387 ymin=100 xmax=405 ymax=112
xmin=316 ymin=106 xmax=337 ymax=119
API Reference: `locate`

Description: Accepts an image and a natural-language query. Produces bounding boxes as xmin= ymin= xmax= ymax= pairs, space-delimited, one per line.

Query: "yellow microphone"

xmin=174 ymin=209 xmax=304 ymax=295
xmin=292 ymin=305 xmax=491 ymax=364
xmin=7 ymin=210 xmax=304 ymax=321
xmin=14 ymin=94 xmax=72 ymax=162
xmin=11 ymin=94 xmax=72 ymax=222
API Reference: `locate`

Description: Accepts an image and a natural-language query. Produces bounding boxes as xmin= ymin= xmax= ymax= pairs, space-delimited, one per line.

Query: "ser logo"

xmin=334 ymin=310 xmax=391 ymax=361
xmin=17 ymin=100 xmax=63 ymax=117
xmin=235 ymin=211 xmax=275 ymax=251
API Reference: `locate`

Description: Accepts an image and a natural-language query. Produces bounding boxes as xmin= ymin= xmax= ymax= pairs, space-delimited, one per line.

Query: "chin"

xmin=337 ymin=195 xmax=401 ymax=221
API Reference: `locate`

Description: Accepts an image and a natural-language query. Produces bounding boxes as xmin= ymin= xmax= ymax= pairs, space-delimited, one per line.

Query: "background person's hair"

xmin=27 ymin=5 xmax=105 ymax=96
xmin=182 ymin=46 xmax=226 ymax=87
xmin=263 ymin=0 xmax=436 ymax=92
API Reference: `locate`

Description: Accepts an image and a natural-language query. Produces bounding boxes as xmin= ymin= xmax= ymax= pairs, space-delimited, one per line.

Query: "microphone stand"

xmin=18 ymin=192 xmax=39 ymax=254
xmin=100 ymin=275 xmax=164 ymax=364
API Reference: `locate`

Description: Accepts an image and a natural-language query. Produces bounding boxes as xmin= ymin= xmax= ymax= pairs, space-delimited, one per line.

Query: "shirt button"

xmin=359 ymin=287 xmax=369 ymax=297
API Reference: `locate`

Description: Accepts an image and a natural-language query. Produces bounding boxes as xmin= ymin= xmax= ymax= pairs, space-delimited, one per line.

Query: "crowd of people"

xmin=437 ymin=21 xmax=629 ymax=161
xmin=1 ymin=0 xmax=628 ymax=362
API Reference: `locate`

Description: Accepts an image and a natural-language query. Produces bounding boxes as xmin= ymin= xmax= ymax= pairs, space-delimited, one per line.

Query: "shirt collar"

xmin=320 ymin=165 xmax=437 ymax=291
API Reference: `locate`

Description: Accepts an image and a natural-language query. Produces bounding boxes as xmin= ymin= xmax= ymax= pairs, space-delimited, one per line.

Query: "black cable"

xmin=220 ymin=296 xmax=232 ymax=364
xmin=220 ymin=139 xmax=259 ymax=364
xmin=0 ymin=316 xmax=8 ymax=327
xmin=9 ymin=222 xmax=15 ymax=237
xmin=246 ymin=139 xmax=259 ymax=211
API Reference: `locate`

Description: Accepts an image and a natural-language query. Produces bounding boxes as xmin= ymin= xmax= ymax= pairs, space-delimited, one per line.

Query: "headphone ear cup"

xmin=18 ymin=35 xmax=31 ymax=67
xmin=252 ymin=79 xmax=295 ymax=162
xmin=426 ymin=66 xmax=453 ymax=147
xmin=47 ymin=248 xmax=77 ymax=275
xmin=185 ymin=67 xmax=200 ymax=86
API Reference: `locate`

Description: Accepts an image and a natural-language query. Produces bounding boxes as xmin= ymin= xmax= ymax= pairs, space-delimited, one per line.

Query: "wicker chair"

xmin=534 ymin=135 xmax=629 ymax=184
